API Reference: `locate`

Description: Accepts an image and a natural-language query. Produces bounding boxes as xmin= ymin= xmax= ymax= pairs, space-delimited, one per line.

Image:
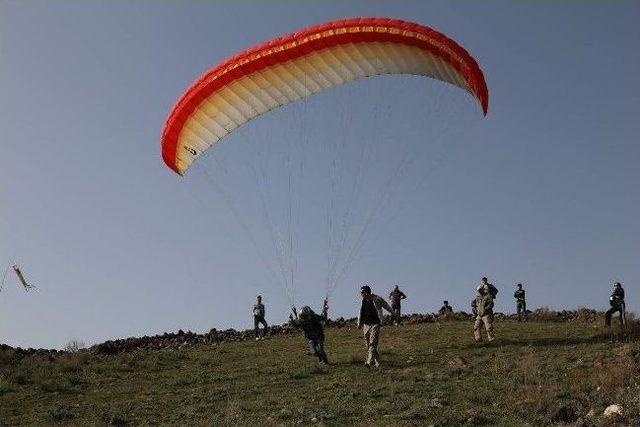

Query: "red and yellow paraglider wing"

xmin=161 ymin=17 xmax=488 ymax=175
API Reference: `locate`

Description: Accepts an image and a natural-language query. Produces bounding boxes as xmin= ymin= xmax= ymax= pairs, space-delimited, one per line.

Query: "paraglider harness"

xmin=609 ymin=294 xmax=624 ymax=309
xmin=291 ymin=302 xmax=329 ymax=363
xmin=291 ymin=304 xmax=328 ymax=341
xmin=606 ymin=287 xmax=626 ymax=328
xmin=486 ymin=283 xmax=498 ymax=299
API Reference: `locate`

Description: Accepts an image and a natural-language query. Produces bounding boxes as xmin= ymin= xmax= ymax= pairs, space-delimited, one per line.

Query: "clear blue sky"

xmin=1 ymin=1 xmax=638 ymax=349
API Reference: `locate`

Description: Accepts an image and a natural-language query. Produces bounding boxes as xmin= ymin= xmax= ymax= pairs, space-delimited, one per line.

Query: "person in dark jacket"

xmin=514 ymin=283 xmax=527 ymax=322
xmin=438 ymin=300 xmax=453 ymax=316
xmin=291 ymin=299 xmax=329 ymax=364
xmin=480 ymin=277 xmax=499 ymax=300
xmin=388 ymin=285 xmax=407 ymax=324
xmin=605 ymin=282 xmax=626 ymax=329
xmin=358 ymin=285 xmax=394 ymax=368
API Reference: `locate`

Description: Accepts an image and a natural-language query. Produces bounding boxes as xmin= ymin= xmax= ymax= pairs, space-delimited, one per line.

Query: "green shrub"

xmin=43 ymin=405 xmax=74 ymax=421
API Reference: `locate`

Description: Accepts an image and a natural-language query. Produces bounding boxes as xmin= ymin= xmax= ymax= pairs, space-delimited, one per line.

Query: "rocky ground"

xmin=1 ymin=308 xmax=638 ymax=425
xmin=1 ymin=307 xmax=606 ymax=357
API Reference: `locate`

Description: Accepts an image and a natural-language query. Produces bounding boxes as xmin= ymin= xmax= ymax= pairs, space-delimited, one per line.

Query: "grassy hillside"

xmin=1 ymin=319 xmax=639 ymax=426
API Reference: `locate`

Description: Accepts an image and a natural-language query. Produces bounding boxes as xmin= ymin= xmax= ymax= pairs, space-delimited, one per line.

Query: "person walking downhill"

xmin=290 ymin=299 xmax=330 ymax=364
xmin=514 ymin=283 xmax=527 ymax=322
xmin=253 ymin=295 xmax=268 ymax=340
xmin=388 ymin=284 xmax=407 ymax=324
xmin=605 ymin=282 xmax=626 ymax=330
xmin=472 ymin=284 xmax=495 ymax=342
xmin=357 ymin=285 xmax=394 ymax=368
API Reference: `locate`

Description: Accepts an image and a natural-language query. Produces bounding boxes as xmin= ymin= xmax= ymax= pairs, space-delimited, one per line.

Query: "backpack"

xmin=487 ymin=283 xmax=498 ymax=299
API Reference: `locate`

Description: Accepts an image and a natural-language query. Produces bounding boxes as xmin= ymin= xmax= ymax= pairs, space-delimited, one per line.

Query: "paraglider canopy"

xmin=159 ymin=17 xmax=489 ymax=306
xmin=160 ymin=17 xmax=488 ymax=175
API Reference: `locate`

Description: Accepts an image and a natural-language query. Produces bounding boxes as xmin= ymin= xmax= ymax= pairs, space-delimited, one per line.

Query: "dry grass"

xmin=1 ymin=319 xmax=639 ymax=425
xmin=223 ymin=399 xmax=243 ymax=424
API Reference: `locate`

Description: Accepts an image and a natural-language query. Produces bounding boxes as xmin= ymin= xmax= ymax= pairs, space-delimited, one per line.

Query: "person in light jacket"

xmin=472 ymin=285 xmax=495 ymax=342
xmin=357 ymin=285 xmax=394 ymax=368
xmin=253 ymin=295 xmax=268 ymax=340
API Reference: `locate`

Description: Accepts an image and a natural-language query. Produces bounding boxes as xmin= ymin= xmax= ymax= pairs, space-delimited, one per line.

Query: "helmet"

xmin=360 ymin=285 xmax=372 ymax=295
xmin=300 ymin=306 xmax=312 ymax=319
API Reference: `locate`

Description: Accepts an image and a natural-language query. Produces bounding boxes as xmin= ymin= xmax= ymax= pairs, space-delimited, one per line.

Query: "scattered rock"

xmin=0 ymin=308 xmax=615 ymax=357
xmin=448 ymin=355 xmax=469 ymax=371
xmin=603 ymin=404 xmax=622 ymax=418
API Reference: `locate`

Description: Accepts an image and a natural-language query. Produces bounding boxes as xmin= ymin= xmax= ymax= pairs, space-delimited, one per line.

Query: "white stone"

xmin=603 ymin=404 xmax=622 ymax=417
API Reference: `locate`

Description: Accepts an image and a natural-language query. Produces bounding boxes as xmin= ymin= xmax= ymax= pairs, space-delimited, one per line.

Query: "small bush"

xmin=0 ymin=378 xmax=16 ymax=396
xmin=289 ymin=370 xmax=310 ymax=380
xmin=574 ymin=307 xmax=598 ymax=322
xmin=309 ymin=365 xmax=328 ymax=375
xmin=57 ymin=352 xmax=89 ymax=373
xmin=531 ymin=307 xmax=558 ymax=322
xmin=43 ymin=405 xmax=74 ymax=421
xmin=10 ymin=371 xmax=28 ymax=385
xmin=98 ymin=407 xmax=128 ymax=425
xmin=64 ymin=339 xmax=86 ymax=353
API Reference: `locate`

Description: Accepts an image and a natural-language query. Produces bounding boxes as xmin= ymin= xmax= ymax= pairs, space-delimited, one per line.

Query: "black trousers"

xmin=516 ymin=301 xmax=527 ymax=321
xmin=254 ymin=316 xmax=268 ymax=337
xmin=605 ymin=303 xmax=626 ymax=327
xmin=391 ymin=302 xmax=402 ymax=322
xmin=307 ymin=338 xmax=328 ymax=363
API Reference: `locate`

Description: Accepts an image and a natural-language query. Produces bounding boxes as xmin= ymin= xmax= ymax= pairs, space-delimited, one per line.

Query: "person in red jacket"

xmin=388 ymin=285 xmax=407 ymax=324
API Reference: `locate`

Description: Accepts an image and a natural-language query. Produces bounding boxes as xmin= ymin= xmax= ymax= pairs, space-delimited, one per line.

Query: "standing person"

xmin=388 ymin=285 xmax=407 ymax=324
xmin=357 ymin=285 xmax=394 ymax=368
xmin=290 ymin=299 xmax=330 ymax=364
xmin=480 ymin=277 xmax=499 ymax=299
xmin=514 ymin=283 xmax=527 ymax=322
xmin=472 ymin=285 xmax=495 ymax=342
xmin=253 ymin=295 xmax=268 ymax=340
xmin=605 ymin=282 xmax=626 ymax=329
xmin=438 ymin=300 xmax=453 ymax=316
